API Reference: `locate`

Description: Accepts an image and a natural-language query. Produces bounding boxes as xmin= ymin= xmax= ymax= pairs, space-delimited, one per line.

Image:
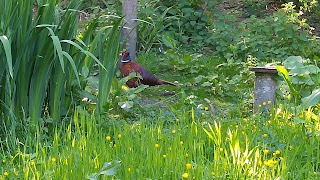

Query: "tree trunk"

xmin=122 ymin=0 xmax=137 ymax=60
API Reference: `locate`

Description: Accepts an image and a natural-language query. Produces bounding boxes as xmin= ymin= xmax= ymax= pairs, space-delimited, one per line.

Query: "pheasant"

xmin=120 ymin=52 xmax=177 ymax=88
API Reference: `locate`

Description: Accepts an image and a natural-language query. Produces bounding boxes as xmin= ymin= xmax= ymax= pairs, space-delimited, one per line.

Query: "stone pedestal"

xmin=249 ymin=67 xmax=278 ymax=112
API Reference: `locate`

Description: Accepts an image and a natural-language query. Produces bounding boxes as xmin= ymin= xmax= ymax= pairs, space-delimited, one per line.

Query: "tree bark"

xmin=122 ymin=0 xmax=137 ymax=60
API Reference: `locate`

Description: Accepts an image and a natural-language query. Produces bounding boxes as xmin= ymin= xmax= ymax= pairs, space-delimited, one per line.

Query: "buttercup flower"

xmin=182 ymin=173 xmax=189 ymax=179
xmin=106 ymin=136 xmax=111 ymax=141
xmin=51 ymin=157 xmax=57 ymax=164
xmin=186 ymin=163 xmax=192 ymax=170
xmin=155 ymin=144 xmax=160 ymax=148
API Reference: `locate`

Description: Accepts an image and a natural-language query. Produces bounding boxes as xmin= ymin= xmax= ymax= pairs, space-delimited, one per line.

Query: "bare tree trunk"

xmin=122 ymin=0 xmax=137 ymax=60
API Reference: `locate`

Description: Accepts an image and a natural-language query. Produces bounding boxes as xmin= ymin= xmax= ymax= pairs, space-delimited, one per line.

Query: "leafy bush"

xmin=209 ymin=2 xmax=318 ymax=63
xmin=136 ymin=0 xmax=217 ymax=51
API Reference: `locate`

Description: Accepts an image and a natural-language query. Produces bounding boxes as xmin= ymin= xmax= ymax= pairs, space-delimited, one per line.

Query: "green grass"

xmin=1 ymin=50 xmax=319 ymax=179
xmin=1 ymin=104 xmax=319 ymax=179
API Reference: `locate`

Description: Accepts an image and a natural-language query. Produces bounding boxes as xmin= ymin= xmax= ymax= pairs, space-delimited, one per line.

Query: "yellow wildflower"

xmin=263 ymin=134 xmax=268 ymax=138
xmin=264 ymin=159 xmax=277 ymax=168
xmin=163 ymin=154 xmax=167 ymax=158
xmin=263 ymin=102 xmax=267 ymax=106
xmin=121 ymin=85 xmax=129 ymax=91
xmin=263 ymin=149 xmax=269 ymax=155
xmin=118 ymin=134 xmax=122 ymax=138
xmin=4 ymin=172 xmax=9 ymax=176
xmin=243 ymin=118 xmax=249 ymax=123
xmin=275 ymin=150 xmax=281 ymax=155
xmin=204 ymin=107 xmax=209 ymax=111
xmin=211 ymin=172 xmax=216 ymax=176
xmin=268 ymin=100 xmax=272 ymax=105
xmin=155 ymin=144 xmax=160 ymax=148
xmin=180 ymin=141 xmax=184 ymax=145
xmin=219 ymin=148 xmax=224 ymax=152
xmin=279 ymin=157 xmax=284 ymax=161
xmin=51 ymin=157 xmax=57 ymax=164
xmin=106 ymin=136 xmax=111 ymax=141
xmin=172 ymin=130 xmax=176 ymax=134
xmin=30 ymin=160 xmax=35 ymax=166
xmin=182 ymin=173 xmax=189 ymax=179
xmin=186 ymin=163 xmax=192 ymax=170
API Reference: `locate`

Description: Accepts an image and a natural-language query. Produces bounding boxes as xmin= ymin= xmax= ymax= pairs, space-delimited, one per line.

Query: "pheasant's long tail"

xmin=159 ymin=79 xmax=179 ymax=87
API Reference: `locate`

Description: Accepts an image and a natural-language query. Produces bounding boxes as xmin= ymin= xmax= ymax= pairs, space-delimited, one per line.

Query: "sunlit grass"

xmin=1 ymin=105 xmax=319 ymax=179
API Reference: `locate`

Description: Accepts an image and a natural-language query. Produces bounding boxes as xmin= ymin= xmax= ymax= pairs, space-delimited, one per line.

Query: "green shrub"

xmin=209 ymin=2 xmax=317 ymax=63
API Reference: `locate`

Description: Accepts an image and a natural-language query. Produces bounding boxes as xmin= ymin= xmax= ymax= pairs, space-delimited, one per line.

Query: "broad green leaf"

xmin=276 ymin=65 xmax=290 ymax=81
xmin=51 ymin=35 xmax=65 ymax=73
xmin=99 ymin=161 xmax=121 ymax=176
xmin=62 ymin=51 xmax=80 ymax=87
xmin=82 ymin=66 xmax=89 ymax=78
xmin=118 ymin=101 xmax=134 ymax=110
xmin=305 ymin=65 xmax=320 ymax=74
xmin=194 ymin=75 xmax=203 ymax=84
xmin=302 ymin=88 xmax=320 ymax=107
xmin=284 ymin=56 xmax=303 ymax=69
xmin=0 ymin=35 xmax=13 ymax=78
xmin=276 ymin=65 xmax=298 ymax=96
xmin=293 ymin=117 xmax=305 ymax=124
xmin=201 ymin=81 xmax=212 ymax=87
xmin=162 ymin=35 xmax=175 ymax=49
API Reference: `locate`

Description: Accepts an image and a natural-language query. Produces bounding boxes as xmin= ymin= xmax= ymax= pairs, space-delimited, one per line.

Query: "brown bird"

xmin=120 ymin=52 xmax=177 ymax=88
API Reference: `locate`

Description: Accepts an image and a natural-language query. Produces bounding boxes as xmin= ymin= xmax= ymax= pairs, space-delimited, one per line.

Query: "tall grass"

xmin=0 ymin=0 xmax=123 ymax=140
xmin=0 ymin=106 xmax=319 ymax=179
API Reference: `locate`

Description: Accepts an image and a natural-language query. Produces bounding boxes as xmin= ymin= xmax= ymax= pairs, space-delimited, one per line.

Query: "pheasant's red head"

xmin=121 ymin=52 xmax=131 ymax=62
